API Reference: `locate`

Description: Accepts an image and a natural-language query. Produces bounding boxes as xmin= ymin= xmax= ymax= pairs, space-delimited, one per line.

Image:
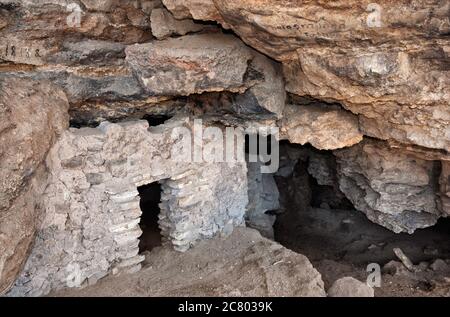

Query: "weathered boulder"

xmin=334 ymin=139 xmax=443 ymax=233
xmin=430 ymin=259 xmax=449 ymax=272
xmin=0 ymin=77 xmax=69 ymax=294
xmin=280 ymin=104 xmax=363 ymax=150
xmin=241 ymin=52 xmax=285 ymax=118
xmin=150 ymin=7 xmax=204 ymax=39
xmin=125 ymin=33 xmax=255 ymax=96
xmin=328 ymin=277 xmax=374 ymax=297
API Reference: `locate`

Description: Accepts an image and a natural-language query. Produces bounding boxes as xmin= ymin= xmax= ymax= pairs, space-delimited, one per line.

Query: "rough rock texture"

xmin=162 ymin=0 xmax=450 ymax=152
xmin=285 ymin=45 xmax=450 ymax=151
xmin=280 ymin=104 xmax=363 ymax=150
xmin=239 ymin=52 xmax=286 ymax=118
xmin=0 ymin=0 xmax=156 ymax=57
xmin=439 ymin=161 xmax=450 ymax=216
xmin=0 ymin=0 xmax=284 ymax=124
xmin=246 ymin=162 xmax=279 ymax=239
xmin=328 ymin=277 xmax=374 ymax=297
xmin=334 ymin=139 xmax=443 ymax=233
xmin=0 ymin=77 xmax=69 ymax=294
xmin=125 ymin=33 xmax=255 ymax=96
xmin=307 ymin=153 xmax=337 ymax=187
xmin=52 ymin=227 xmax=326 ymax=297
xmin=7 ymin=117 xmax=248 ymax=296
xmin=150 ymin=7 xmax=204 ymax=39
xmin=161 ymin=0 xmax=226 ymax=25
xmin=1 ymin=0 xmax=450 ymax=298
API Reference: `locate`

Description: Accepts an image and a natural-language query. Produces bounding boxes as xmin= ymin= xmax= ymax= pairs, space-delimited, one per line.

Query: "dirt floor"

xmin=50 ymin=208 xmax=450 ymax=297
xmin=51 ymin=227 xmax=325 ymax=297
xmin=274 ymin=206 xmax=450 ymax=297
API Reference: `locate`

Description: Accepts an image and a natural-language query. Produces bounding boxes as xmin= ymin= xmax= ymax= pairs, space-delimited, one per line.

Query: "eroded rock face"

xmin=1 ymin=0 xmax=449 ymax=298
xmin=125 ymin=33 xmax=255 ymax=96
xmin=162 ymin=0 xmax=450 ymax=152
xmin=0 ymin=77 xmax=69 ymax=294
xmin=161 ymin=0 xmax=225 ymax=24
xmin=334 ymin=139 xmax=443 ymax=233
xmin=285 ymin=45 xmax=450 ymax=151
xmin=0 ymin=0 xmax=158 ymax=107
xmin=150 ymin=7 xmax=204 ymax=39
xmin=0 ymin=0 xmax=156 ymax=59
xmin=193 ymin=0 xmax=449 ymax=61
xmin=280 ymin=104 xmax=363 ymax=150
xmin=0 ymin=0 xmax=286 ymax=123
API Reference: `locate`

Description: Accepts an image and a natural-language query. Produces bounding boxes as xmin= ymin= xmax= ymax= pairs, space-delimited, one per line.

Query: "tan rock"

xmin=125 ymin=33 xmax=254 ymax=96
xmin=328 ymin=277 xmax=374 ymax=297
xmin=334 ymin=139 xmax=443 ymax=233
xmin=150 ymin=7 xmax=204 ymax=39
xmin=0 ymin=78 xmax=69 ymax=294
xmin=161 ymin=0 xmax=225 ymax=25
xmin=280 ymin=104 xmax=363 ymax=150
xmin=285 ymin=44 xmax=450 ymax=151
xmin=176 ymin=0 xmax=449 ymax=61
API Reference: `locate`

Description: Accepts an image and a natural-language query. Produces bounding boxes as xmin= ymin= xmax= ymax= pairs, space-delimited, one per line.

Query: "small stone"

xmin=430 ymin=259 xmax=448 ymax=272
xmin=382 ymin=260 xmax=411 ymax=277
xmin=393 ymin=248 xmax=415 ymax=271
xmin=328 ymin=277 xmax=374 ymax=297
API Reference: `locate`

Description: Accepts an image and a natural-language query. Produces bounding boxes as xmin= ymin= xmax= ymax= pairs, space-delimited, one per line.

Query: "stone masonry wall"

xmin=7 ymin=116 xmax=248 ymax=296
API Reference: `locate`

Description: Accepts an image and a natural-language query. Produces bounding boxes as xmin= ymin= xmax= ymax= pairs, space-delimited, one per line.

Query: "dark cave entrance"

xmin=252 ymin=141 xmax=450 ymax=292
xmin=137 ymin=182 xmax=163 ymax=253
xmin=272 ymin=141 xmax=450 ymax=265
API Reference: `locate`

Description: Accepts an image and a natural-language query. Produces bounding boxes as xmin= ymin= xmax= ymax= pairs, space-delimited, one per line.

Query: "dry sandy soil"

xmin=51 ymin=227 xmax=325 ymax=297
xmin=51 ymin=209 xmax=450 ymax=297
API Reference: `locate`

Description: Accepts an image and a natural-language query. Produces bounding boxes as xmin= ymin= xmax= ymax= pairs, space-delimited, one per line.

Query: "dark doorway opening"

xmin=138 ymin=182 xmax=163 ymax=253
xmin=142 ymin=114 xmax=172 ymax=127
